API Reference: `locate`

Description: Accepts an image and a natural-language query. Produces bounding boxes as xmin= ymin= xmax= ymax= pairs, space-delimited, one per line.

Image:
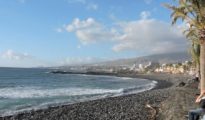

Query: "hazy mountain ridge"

xmin=96 ymin=52 xmax=191 ymax=66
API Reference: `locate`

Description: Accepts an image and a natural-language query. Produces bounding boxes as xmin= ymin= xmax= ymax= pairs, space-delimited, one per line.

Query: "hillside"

xmin=96 ymin=52 xmax=191 ymax=66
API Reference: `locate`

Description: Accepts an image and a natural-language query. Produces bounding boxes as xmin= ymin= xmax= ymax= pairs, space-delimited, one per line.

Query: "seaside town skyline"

xmin=0 ymin=0 xmax=188 ymax=67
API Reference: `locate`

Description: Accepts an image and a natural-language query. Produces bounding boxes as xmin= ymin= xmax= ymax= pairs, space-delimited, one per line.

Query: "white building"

xmin=139 ymin=64 xmax=144 ymax=70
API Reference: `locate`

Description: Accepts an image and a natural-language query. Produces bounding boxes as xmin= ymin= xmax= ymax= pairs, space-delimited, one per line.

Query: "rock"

xmin=177 ymin=82 xmax=186 ymax=87
xmin=185 ymin=78 xmax=199 ymax=89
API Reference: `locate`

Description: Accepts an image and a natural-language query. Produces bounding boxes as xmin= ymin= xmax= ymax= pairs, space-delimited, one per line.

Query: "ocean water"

xmin=0 ymin=68 xmax=157 ymax=116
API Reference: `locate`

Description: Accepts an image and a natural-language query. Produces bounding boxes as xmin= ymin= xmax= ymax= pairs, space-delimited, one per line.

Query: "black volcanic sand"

xmin=0 ymin=73 xmax=198 ymax=120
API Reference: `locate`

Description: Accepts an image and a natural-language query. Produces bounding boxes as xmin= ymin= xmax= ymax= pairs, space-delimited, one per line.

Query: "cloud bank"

xmin=60 ymin=57 xmax=108 ymax=65
xmin=1 ymin=50 xmax=31 ymax=60
xmin=112 ymin=19 xmax=187 ymax=54
xmin=65 ymin=15 xmax=187 ymax=54
xmin=0 ymin=50 xmax=49 ymax=68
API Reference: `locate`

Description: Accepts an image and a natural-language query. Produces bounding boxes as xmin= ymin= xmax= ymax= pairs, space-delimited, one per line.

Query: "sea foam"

xmin=0 ymin=80 xmax=156 ymax=99
xmin=0 ymin=87 xmax=124 ymax=99
xmin=0 ymin=81 xmax=156 ymax=99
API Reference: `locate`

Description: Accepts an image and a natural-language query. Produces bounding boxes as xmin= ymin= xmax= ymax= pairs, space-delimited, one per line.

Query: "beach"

xmin=0 ymin=73 xmax=198 ymax=120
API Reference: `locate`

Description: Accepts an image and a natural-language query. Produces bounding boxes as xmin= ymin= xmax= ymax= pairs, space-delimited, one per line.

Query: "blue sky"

xmin=0 ymin=0 xmax=187 ymax=67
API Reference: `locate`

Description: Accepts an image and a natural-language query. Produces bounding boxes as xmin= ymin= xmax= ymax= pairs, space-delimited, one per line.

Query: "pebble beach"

xmin=0 ymin=73 xmax=196 ymax=120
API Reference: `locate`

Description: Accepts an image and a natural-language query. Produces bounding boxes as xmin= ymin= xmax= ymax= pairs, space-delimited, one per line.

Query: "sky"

xmin=0 ymin=0 xmax=188 ymax=67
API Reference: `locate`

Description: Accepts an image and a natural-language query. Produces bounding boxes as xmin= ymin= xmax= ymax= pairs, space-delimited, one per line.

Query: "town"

xmin=60 ymin=60 xmax=196 ymax=76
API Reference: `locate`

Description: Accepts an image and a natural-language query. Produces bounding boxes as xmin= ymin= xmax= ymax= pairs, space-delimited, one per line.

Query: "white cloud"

xmin=140 ymin=11 xmax=151 ymax=19
xmin=112 ymin=19 xmax=187 ymax=54
xmin=1 ymin=50 xmax=31 ymax=60
xmin=0 ymin=50 xmax=109 ymax=67
xmin=66 ymin=18 xmax=118 ymax=44
xmin=66 ymin=18 xmax=99 ymax=32
xmin=0 ymin=50 xmax=51 ymax=68
xmin=65 ymin=15 xmax=187 ymax=54
xmin=87 ymin=3 xmax=98 ymax=10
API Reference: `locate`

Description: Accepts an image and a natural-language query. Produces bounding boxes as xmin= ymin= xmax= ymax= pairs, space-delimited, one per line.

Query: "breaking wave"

xmin=0 ymin=81 xmax=157 ymax=99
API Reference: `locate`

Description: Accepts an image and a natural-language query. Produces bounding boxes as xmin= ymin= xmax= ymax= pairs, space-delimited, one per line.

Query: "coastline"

xmin=0 ymin=73 xmax=195 ymax=120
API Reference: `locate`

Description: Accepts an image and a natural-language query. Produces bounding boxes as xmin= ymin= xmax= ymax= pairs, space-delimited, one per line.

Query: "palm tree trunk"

xmin=200 ymin=41 xmax=205 ymax=93
xmin=197 ymin=62 xmax=200 ymax=89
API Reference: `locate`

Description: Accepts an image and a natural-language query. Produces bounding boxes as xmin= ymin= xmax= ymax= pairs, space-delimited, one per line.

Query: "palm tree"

xmin=165 ymin=0 xmax=205 ymax=93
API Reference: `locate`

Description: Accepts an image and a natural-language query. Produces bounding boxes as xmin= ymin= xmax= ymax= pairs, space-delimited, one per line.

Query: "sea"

xmin=0 ymin=67 xmax=157 ymax=116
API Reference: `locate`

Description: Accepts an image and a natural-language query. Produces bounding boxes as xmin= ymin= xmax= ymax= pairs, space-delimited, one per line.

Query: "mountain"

xmin=96 ymin=52 xmax=191 ymax=67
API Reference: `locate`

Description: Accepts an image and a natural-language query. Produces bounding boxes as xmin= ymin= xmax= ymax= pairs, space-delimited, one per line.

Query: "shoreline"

xmin=0 ymin=74 xmax=159 ymax=117
xmin=0 ymin=73 xmax=191 ymax=120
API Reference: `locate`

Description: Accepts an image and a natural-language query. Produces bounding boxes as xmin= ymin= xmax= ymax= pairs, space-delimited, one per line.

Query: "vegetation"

xmin=165 ymin=0 xmax=205 ymax=93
